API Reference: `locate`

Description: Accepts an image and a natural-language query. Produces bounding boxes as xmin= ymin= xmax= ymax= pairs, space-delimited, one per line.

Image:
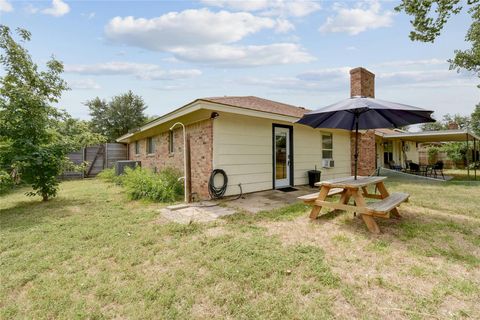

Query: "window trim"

xmin=134 ymin=141 xmax=140 ymax=155
xmin=321 ymin=132 xmax=333 ymax=159
xmin=146 ymin=137 xmax=155 ymax=155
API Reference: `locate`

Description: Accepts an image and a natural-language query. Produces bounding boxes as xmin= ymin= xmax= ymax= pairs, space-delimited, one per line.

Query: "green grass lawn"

xmin=1 ymin=178 xmax=479 ymax=319
xmin=444 ymin=168 xmax=480 ymax=181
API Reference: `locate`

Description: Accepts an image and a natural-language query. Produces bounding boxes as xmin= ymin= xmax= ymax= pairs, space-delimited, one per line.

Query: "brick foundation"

xmin=129 ymin=119 xmax=213 ymax=199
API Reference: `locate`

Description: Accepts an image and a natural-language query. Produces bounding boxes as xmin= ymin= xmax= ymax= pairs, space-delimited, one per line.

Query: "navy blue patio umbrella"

xmin=296 ymin=97 xmax=436 ymax=180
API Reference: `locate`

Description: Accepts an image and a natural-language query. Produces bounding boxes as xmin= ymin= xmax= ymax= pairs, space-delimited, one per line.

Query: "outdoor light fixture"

xmin=170 ymin=122 xmax=187 ymax=203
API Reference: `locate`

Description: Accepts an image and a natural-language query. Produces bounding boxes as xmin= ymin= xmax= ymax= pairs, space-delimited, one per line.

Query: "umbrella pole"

xmin=354 ymin=114 xmax=359 ymax=180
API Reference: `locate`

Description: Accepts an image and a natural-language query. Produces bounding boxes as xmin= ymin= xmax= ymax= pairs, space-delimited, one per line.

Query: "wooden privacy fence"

xmin=63 ymin=143 xmax=127 ymax=178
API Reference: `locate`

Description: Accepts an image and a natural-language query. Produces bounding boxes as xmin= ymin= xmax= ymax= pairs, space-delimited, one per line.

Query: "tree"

xmin=55 ymin=113 xmax=107 ymax=149
xmin=421 ymin=121 xmax=446 ymax=131
xmin=86 ymin=91 xmax=147 ymax=142
xmin=420 ymin=113 xmax=471 ymax=131
xmin=396 ymin=1 xmax=480 ymax=80
xmin=0 ymin=25 xmax=69 ymax=201
xmin=471 ymin=103 xmax=480 ymax=136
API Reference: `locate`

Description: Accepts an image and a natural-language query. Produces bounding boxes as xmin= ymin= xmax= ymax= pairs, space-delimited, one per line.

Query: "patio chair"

xmin=431 ymin=161 xmax=445 ymax=179
xmin=404 ymin=160 xmax=412 ymax=173
xmin=388 ymin=160 xmax=403 ymax=171
xmin=408 ymin=162 xmax=420 ymax=175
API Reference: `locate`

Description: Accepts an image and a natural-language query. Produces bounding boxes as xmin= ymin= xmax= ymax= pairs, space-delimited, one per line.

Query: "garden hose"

xmin=207 ymin=169 xmax=243 ymax=200
xmin=208 ymin=169 xmax=228 ymax=199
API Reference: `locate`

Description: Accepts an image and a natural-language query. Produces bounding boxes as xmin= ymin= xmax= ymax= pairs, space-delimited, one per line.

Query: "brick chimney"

xmin=350 ymin=67 xmax=375 ymax=98
xmin=447 ymin=122 xmax=459 ymax=130
xmin=350 ymin=67 xmax=377 ymax=176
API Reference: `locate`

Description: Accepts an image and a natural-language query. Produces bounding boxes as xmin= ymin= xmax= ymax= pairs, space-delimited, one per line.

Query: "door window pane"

xmin=275 ymin=132 xmax=287 ymax=179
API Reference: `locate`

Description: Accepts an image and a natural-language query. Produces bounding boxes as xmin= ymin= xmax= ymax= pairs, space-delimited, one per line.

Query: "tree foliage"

xmin=86 ymin=91 xmax=147 ymax=142
xmin=396 ymin=0 xmax=480 ymax=79
xmin=471 ymin=103 xmax=480 ymax=136
xmin=54 ymin=113 xmax=107 ymax=149
xmin=421 ymin=113 xmax=471 ymax=131
xmin=0 ymin=25 xmax=70 ymax=201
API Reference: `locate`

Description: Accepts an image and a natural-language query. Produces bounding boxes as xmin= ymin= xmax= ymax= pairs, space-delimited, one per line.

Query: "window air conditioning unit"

xmin=322 ymin=159 xmax=334 ymax=168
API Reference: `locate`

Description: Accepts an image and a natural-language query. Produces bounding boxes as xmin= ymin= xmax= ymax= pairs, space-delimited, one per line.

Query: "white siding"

xmin=213 ymin=113 xmax=351 ymax=196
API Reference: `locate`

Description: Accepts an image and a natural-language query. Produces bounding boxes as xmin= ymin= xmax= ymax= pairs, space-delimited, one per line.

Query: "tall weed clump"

xmin=100 ymin=167 xmax=183 ymax=202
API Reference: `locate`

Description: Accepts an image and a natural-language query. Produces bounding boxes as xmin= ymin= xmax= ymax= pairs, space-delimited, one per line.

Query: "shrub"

xmin=97 ymin=167 xmax=117 ymax=182
xmin=120 ymin=167 xmax=183 ymax=203
xmin=0 ymin=169 xmax=14 ymax=194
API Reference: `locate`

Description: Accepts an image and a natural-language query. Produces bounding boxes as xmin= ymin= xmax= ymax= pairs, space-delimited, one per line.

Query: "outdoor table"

xmin=308 ymin=176 xmax=408 ymax=234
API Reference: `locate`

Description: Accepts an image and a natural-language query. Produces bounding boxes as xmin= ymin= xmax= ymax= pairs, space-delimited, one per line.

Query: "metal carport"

xmin=382 ymin=129 xmax=479 ymax=180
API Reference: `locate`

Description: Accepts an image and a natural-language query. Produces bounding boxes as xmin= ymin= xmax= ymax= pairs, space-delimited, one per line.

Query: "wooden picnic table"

xmin=298 ymin=176 xmax=409 ymax=234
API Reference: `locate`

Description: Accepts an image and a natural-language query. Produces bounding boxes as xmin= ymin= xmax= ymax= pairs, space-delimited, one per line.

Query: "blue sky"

xmin=1 ymin=0 xmax=478 ymax=121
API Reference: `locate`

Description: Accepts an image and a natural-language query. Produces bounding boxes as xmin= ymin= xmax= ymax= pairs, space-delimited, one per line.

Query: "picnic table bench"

xmin=299 ymin=176 xmax=409 ymax=234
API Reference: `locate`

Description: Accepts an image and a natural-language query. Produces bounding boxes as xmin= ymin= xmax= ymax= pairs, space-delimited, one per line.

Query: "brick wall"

xmin=350 ymin=67 xmax=377 ymax=176
xmin=129 ymin=119 xmax=213 ymax=199
xmin=351 ymin=130 xmax=376 ymax=176
xmin=350 ymin=67 xmax=375 ymax=98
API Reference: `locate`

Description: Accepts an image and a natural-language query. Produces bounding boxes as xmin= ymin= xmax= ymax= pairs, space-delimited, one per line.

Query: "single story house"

xmin=117 ymin=67 xmax=380 ymax=200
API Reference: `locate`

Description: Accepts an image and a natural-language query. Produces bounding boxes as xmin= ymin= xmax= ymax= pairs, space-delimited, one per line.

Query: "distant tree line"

xmin=421 ymin=105 xmax=480 ymax=137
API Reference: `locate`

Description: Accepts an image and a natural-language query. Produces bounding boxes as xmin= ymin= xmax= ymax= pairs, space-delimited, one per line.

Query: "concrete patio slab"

xmin=160 ymin=185 xmax=317 ymax=224
xmin=223 ymin=185 xmax=315 ymax=213
xmin=159 ymin=202 xmax=237 ymax=224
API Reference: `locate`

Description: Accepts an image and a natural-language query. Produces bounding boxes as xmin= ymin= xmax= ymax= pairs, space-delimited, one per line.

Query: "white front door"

xmin=274 ymin=126 xmax=291 ymax=188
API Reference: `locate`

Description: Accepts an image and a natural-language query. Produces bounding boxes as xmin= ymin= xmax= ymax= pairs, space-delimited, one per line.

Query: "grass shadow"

xmin=0 ymin=198 xmax=88 ymax=231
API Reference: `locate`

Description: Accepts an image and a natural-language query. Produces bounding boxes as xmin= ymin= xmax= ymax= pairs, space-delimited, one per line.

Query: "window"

xmin=168 ymin=131 xmax=174 ymax=154
xmin=322 ymin=133 xmax=333 ymax=159
xmin=134 ymin=141 xmax=140 ymax=155
xmin=146 ymin=137 xmax=155 ymax=154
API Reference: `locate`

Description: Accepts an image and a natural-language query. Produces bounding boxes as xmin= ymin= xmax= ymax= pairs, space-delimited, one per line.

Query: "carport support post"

xmin=466 ymin=133 xmax=470 ymax=180
xmin=474 ymin=137 xmax=477 ymax=180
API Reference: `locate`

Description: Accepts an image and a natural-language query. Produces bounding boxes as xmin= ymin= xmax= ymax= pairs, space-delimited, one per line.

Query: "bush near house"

xmin=98 ymin=167 xmax=183 ymax=202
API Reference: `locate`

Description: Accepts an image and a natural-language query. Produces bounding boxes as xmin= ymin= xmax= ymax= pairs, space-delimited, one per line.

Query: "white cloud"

xmin=104 ymin=8 xmax=313 ymax=67
xmin=275 ymin=18 xmax=295 ymax=33
xmin=24 ymin=4 xmax=39 ymax=14
xmin=81 ymin=12 xmax=95 ymax=20
xmin=238 ymin=66 xmax=476 ymax=93
xmin=0 ymin=0 xmax=13 ymax=12
xmin=238 ymin=67 xmax=350 ymax=92
xmin=319 ymin=0 xmax=393 ymax=35
xmin=202 ymin=0 xmax=321 ymax=17
xmin=68 ymin=79 xmax=101 ymax=90
xmin=263 ymin=0 xmax=321 ymax=17
xmin=297 ymin=67 xmax=351 ymax=81
xmin=65 ymin=61 xmax=202 ymax=80
xmin=374 ymin=58 xmax=446 ymax=68
xmin=41 ymin=0 xmax=70 ymax=17
xmin=105 ymin=9 xmax=276 ymax=51
xmin=201 ymin=0 xmax=270 ymax=12
xmin=377 ymin=69 xmax=475 ymax=87
xmin=171 ymin=43 xmax=315 ymax=67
